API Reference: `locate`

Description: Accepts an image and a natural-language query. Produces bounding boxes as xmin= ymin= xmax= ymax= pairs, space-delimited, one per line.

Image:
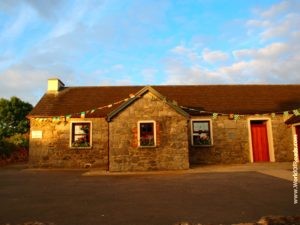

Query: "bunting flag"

xmin=293 ymin=109 xmax=300 ymax=116
xmin=233 ymin=114 xmax=240 ymax=122
xmin=46 ymin=94 xmax=138 ymax=121
xmin=212 ymin=113 xmax=218 ymax=120
xmin=66 ymin=114 xmax=71 ymax=120
xmin=52 ymin=116 xmax=61 ymax=122
xmin=32 ymin=94 xmax=299 ymax=123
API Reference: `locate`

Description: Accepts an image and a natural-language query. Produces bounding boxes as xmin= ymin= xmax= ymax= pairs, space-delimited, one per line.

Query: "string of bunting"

xmin=33 ymin=94 xmax=300 ymax=123
xmin=179 ymin=105 xmax=300 ymax=122
xmin=33 ymin=94 xmax=137 ymax=122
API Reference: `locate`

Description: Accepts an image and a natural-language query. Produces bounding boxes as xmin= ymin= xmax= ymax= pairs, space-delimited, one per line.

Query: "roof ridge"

xmin=62 ymin=84 xmax=300 ymax=89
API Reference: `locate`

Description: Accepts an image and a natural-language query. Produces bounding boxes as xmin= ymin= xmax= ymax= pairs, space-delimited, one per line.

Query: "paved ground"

xmin=0 ymin=163 xmax=299 ymax=225
xmin=85 ymin=162 xmax=300 ymax=183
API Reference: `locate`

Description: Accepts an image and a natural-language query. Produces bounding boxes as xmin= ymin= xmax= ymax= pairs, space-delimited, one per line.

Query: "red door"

xmin=251 ymin=123 xmax=270 ymax=162
xmin=296 ymin=126 xmax=300 ymax=160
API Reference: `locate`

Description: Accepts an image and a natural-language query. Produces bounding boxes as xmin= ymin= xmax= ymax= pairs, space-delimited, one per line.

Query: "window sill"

xmin=138 ymin=146 xmax=157 ymax=149
xmin=191 ymin=145 xmax=213 ymax=148
xmin=69 ymin=146 xmax=92 ymax=150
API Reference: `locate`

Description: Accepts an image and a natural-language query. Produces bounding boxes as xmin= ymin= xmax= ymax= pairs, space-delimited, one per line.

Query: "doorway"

xmin=250 ymin=120 xmax=270 ymax=162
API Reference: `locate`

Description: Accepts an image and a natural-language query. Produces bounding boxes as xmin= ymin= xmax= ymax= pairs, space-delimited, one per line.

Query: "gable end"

xmin=107 ymin=86 xmax=190 ymax=121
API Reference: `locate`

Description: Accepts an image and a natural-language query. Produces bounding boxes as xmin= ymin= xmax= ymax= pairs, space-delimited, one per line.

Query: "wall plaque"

xmin=32 ymin=130 xmax=43 ymax=139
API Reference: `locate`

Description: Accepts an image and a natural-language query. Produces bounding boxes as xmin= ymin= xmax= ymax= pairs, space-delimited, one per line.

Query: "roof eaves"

xmin=285 ymin=115 xmax=300 ymax=125
xmin=107 ymin=96 xmax=139 ymax=121
xmin=144 ymin=86 xmax=190 ymax=118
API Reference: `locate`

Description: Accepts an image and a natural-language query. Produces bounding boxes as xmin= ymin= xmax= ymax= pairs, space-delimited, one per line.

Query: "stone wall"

xmin=189 ymin=115 xmax=249 ymax=164
xmin=109 ymin=92 xmax=189 ymax=172
xmin=190 ymin=115 xmax=294 ymax=164
xmin=272 ymin=116 xmax=294 ymax=161
xmin=29 ymin=118 xmax=108 ymax=168
xmin=29 ymin=100 xmax=295 ymax=170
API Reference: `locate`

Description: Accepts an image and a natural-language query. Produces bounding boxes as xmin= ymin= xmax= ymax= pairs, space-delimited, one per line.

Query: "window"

xmin=138 ymin=121 xmax=156 ymax=147
xmin=71 ymin=122 xmax=91 ymax=148
xmin=191 ymin=120 xmax=212 ymax=146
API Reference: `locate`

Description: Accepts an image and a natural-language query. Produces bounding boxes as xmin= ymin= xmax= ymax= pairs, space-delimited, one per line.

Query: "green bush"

xmin=0 ymin=138 xmax=16 ymax=157
xmin=6 ymin=133 xmax=29 ymax=149
xmin=0 ymin=133 xmax=29 ymax=158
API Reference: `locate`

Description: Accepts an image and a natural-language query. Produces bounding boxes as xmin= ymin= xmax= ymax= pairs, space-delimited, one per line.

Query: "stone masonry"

xmin=29 ymin=95 xmax=295 ymax=170
xmin=109 ymin=92 xmax=189 ymax=172
xmin=190 ymin=114 xmax=294 ymax=165
xmin=271 ymin=115 xmax=294 ymax=161
xmin=189 ymin=115 xmax=250 ymax=165
xmin=29 ymin=118 xmax=108 ymax=168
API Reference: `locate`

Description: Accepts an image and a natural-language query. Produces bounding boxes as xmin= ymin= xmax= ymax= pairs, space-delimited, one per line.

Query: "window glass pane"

xmin=140 ymin=122 xmax=155 ymax=146
xmin=193 ymin=121 xmax=209 ymax=133
xmin=72 ymin=123 xmax=90 ymax=148
xmin=74 ymin=134 xmax=86 ymax=141
xmin=75 ymin=125 xmax=86 ymax=134
xmin=192 ymin=121 xmax=211 ymax=146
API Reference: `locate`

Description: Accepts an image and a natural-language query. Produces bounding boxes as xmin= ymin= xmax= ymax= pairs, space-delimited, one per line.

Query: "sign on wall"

xmin=32 ymin=130 xmax=43 ymax=139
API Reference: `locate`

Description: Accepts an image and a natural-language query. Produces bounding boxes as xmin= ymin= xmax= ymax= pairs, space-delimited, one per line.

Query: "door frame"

xmin=247 ymin=118 xmax=275 ymax=162
xmin=292 ymin=123 xmax=300 ymax=159
xmin=292 ymin=123 xmax=300 ymax=137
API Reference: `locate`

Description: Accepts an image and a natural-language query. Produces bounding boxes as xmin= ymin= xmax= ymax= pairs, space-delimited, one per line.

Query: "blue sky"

xmin=0 ymin=0 xmax=300 ymax=104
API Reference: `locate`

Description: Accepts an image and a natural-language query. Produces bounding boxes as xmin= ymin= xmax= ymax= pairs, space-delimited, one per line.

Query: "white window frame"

xmin=191 ymin=119 xmax=213 ymax=146
xmin=138 ymin=120 xmax=157 ymax=148
xmin=69 ymin=121 xmax=92 ymax=149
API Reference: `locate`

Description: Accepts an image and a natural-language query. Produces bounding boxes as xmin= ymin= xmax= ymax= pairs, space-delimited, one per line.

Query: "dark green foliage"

xmin=0 ymin=97 xmax=32 ymax=161
xmin=0 ymin=133 xmax=29 ymax=156
xmin=0 ymin=134 xmax=29 ymax=163
xmin=0 ymin=96 xmax=33 ymax=139
xmin=0 ymin=138 xmax=16 ymax=157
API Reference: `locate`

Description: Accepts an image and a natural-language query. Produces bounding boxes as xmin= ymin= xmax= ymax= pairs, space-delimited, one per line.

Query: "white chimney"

xmin=47 ymin=78 xmax=65 ymax=92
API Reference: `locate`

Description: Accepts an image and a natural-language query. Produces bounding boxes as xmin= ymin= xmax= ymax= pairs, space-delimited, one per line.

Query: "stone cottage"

xmin=27 ymin=78 xmax=300 ymax=171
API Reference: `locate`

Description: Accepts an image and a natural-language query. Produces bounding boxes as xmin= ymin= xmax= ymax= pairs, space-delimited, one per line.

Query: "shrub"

xmin=6 ymin=133 xmax=29 ymax=149
xmin=0 ymin=133 xmax=29 ymax=164
xmin=0 ymin=138 xmax=16 ymax=157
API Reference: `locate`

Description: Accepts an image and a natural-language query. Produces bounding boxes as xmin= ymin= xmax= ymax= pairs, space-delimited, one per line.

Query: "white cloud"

xmin=164 ymin=58 xmax=229 ymax=84
xmin=260 ymin=13 xmax=300 ymax=40
xmin=233 ymin=42 xmax=289 ymax=60
xmin=1 ymin=0 xmax=300 ymax=104
xmin=257 ymin=42 xmax=288 ymax=58
xmin=232 ymin=49 xmax=255 ymax=59
xmin=246 ymin=19 xmax=270 ymax=27
xmin=171 ymin=45 xmax=201 ymax=62
xmin=202 ymin=49 xmax=229 ymax=64
xmin=165 ymin=0 xmax=300 ymax=85
xmin=261 ymin=0 xmax=291 ymax=18
xmin=0 ymin=65 xmax=50 ymax=104
xmin=0 ymin=3 xmax=36 ymax=43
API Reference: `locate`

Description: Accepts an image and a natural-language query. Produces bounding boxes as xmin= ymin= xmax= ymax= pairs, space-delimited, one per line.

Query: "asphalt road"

xmin=0 ymin=168 xmax=299 ymax=225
